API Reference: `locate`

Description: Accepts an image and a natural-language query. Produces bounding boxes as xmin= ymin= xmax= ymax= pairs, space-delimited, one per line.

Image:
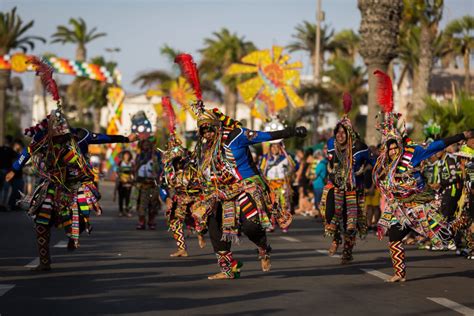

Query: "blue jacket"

xmin=13 ymin=128 xmax=130 ymax=171
xmin=223 ymin=127 xmax=297 ymax=180
xmin=327 ymin=137 xmax=372 ymax=188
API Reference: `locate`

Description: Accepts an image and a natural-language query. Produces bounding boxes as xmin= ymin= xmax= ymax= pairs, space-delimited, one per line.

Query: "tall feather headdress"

xmin=373 ymin=70 xmax=406 ymax=143
xmin=162 ymin=96 xmax=176 ymax=135
xmin=26 ymin=56 xmax=70 ymax=137
xmin=27 ymin=56 xmax=61 ymax=105
xmin=174 ymin=54 xmax=204 ymax=114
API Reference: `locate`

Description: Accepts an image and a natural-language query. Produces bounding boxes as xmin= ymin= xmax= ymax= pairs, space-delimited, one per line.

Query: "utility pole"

xmin=312 ymin=0 xmax=323 ymax=144
xmin=315 ymin=0 xmax=322 ymax=86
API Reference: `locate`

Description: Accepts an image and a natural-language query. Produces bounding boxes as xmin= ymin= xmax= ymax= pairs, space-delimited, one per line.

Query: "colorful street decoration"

xmin=0 ymin=53 xmax=121 ymax=84
xmin=105 ymin=87 xmax=126 ymax=168
xmin=2 ymin=52 xmax=124 ymax=170
xmin=146 ymin=76 xmax=197 ymax=132
xmin=226 ymin=46 xmax=304 ymax=119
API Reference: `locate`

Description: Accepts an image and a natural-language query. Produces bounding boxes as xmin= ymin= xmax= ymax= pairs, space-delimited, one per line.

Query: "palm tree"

xmin=133 ymin=69 xmax=174 ymax=89
xmin=403 ymin=0 xmax=444 ymax=138
xmin=397 ymin=24 xmax=451 ymax=128
xmin=287 ymin=22 xmax=336 ymax=81
xmin=358 ymin=0 xmax=403 ymax=145
xmin=68 ymin=56 xmax=116 ymax=130
xmin=299 ymin=57 xmax=367 ymax=135
xmin=0 ymin=7 xmax=45 ymax=145
xmin=444 ymin=15 xmax=474 ymax=93
xmin=329 ymin=29 xmax=361 ymax=63
xmin=199 ymin=28 xmax=256 ymax=117
xmin=51 ymin=17 xmax=106 ymax=62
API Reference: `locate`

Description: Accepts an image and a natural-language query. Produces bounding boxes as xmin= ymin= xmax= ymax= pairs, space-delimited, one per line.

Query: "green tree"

xmin=330 ymin=29 xmax=361 ymax=63
xmin=403 ymin=0 xmax=444 ymax=137
xmin=287 ymin=22 xmax=336 ymax=81
xmin=68 ymin=56 xmax=116 ymax=131
xmin=444 ymin=15 xmax=474 ymax=93
xmin=299 ymin=57 xmax=367 ymax=135
xmin=417 ymin=91 xmax=474 ymax=137
xmin=51 ymin=17 xmax=106 ymax=62
xmin=358 ymin=0 xmax=403 ymax=146
xmin=199 ymin=28 xmax=256 ymax=117
xmin=0 ymin=7 xmax=45 ymax=145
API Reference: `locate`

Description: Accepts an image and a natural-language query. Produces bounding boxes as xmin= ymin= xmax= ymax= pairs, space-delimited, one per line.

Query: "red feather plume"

xmin=174 ymin=54 xmax=202 ymax=101
xmin=373 ymin=70 xmax=393 ymax=112
xmin=342 ymin=92 xmax=352 ymax=114
xmin=27 ymin=56 xmax=60 ymax=103
xmin=162 ymin=96 xmax=176 ymax=134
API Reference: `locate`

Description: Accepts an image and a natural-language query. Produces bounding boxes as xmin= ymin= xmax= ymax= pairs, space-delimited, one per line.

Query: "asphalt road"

xmin=0 ymin=181 xmax=473 ymax=316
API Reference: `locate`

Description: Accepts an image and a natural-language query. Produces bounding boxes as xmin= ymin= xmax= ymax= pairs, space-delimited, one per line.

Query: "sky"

xmin=1 ymin=0 xmax=473 ymax=93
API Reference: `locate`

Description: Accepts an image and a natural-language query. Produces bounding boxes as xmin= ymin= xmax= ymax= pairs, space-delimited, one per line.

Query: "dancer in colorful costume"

xmin=372 ymin=70 xmax=473 ymax=282
xmin=321 ymin=93 xmax=371 ymax=264
xmin=5 ymin=57 xmax=135 ymax=271
xmin=453 ymin=141 xmax=474 ymax=259
xmin=175 ymin=54 xmax=307 ymax=279
xmin=134 ymin=137 xmax=162 ymax=230
xmin=260 ymin=141 xmax=295 ymax=232
xmin=160 ymin=96 xmax=206 ymax=257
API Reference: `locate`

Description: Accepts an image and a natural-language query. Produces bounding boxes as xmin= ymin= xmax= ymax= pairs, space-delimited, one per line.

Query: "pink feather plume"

xmin=373 ymin=70 xmax=393 ymax=112
xmin=162 ymin=96 xmax=176 ymax=134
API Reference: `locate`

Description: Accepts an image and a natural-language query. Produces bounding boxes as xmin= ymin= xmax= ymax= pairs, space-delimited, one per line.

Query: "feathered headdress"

xmin=27 ymin=56 xmax=61 ymax=106
xmin=162 ymin=96 xmax=176 ymax=135
xmin=174 ymin=54 xmax=204 ymax=114
xmin=161 ymin=96 xmax=188 ymax=164
xmin=26 ymin=56 xmax=70 ymax=137
xmin=174 ymin=53 xmax=240 ymax=131
xmin=335 ymin=92 xmax=356 ymax=139
xmin=373 ymin=70 xmax=406 ymax=143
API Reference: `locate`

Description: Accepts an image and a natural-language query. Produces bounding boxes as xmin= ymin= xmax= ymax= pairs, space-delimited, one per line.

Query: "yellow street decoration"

xmin=146 ymin=76 xmax=197 ymax=126
xmin=226 ymin=46 xmax=304 ymax=119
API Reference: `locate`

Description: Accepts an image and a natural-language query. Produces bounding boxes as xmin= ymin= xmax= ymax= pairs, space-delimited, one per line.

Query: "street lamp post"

xmin=312 ymin=0 xmax=324 ymax=144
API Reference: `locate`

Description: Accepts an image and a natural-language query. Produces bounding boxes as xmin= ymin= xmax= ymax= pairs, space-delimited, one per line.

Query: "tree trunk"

xmin=366 ymin=63 xmax=388 ymax=146
xmin=93 ymin=106 xmax=101 ymax=133
xmin=223 ymin=85 xmax=231 ymax=115
xmin=223 ymin=85 xmax=238 ymax=118
xmin=0 ymin=69 xmax=11 ymax=146
xmin=230 ymin=89 xmax=238 ymax=119
xmin=464 ymin=48 xmax=471 ymax=93
xmin=76 ymin=44 xmax=86 ymax=62
xmin=357 ymin=0 xmax=403 ymax=146
xmin=412 ymin=24 xmax=435 ymax=139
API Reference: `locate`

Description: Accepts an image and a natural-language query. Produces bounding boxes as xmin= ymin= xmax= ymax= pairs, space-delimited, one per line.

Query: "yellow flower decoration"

xmin=226 ymin=46 xmax=304 ymax=118
xmin=146 ymin=76 xmax=197 ymax=124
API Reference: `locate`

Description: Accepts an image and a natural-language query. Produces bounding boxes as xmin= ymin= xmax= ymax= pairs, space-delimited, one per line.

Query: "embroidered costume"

xmin=372 ymin=70 xmax=471 ymax=282
xmin=161 ymin=96 xmax=206 ymax=257
xmin=320 ymin=93 xmax=371 ymax=264
xmin=175 ymin=53 xmax=307 ymax=279
xmin=10 ymin=57 xmax=132 ymax=271
xmin=260 ymin=142 xmax=295 ymax=232
xmin=453 ymin=145 xmax=474 ymax=259
xmin=134 ymin=138 xmax=162 ymax=230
